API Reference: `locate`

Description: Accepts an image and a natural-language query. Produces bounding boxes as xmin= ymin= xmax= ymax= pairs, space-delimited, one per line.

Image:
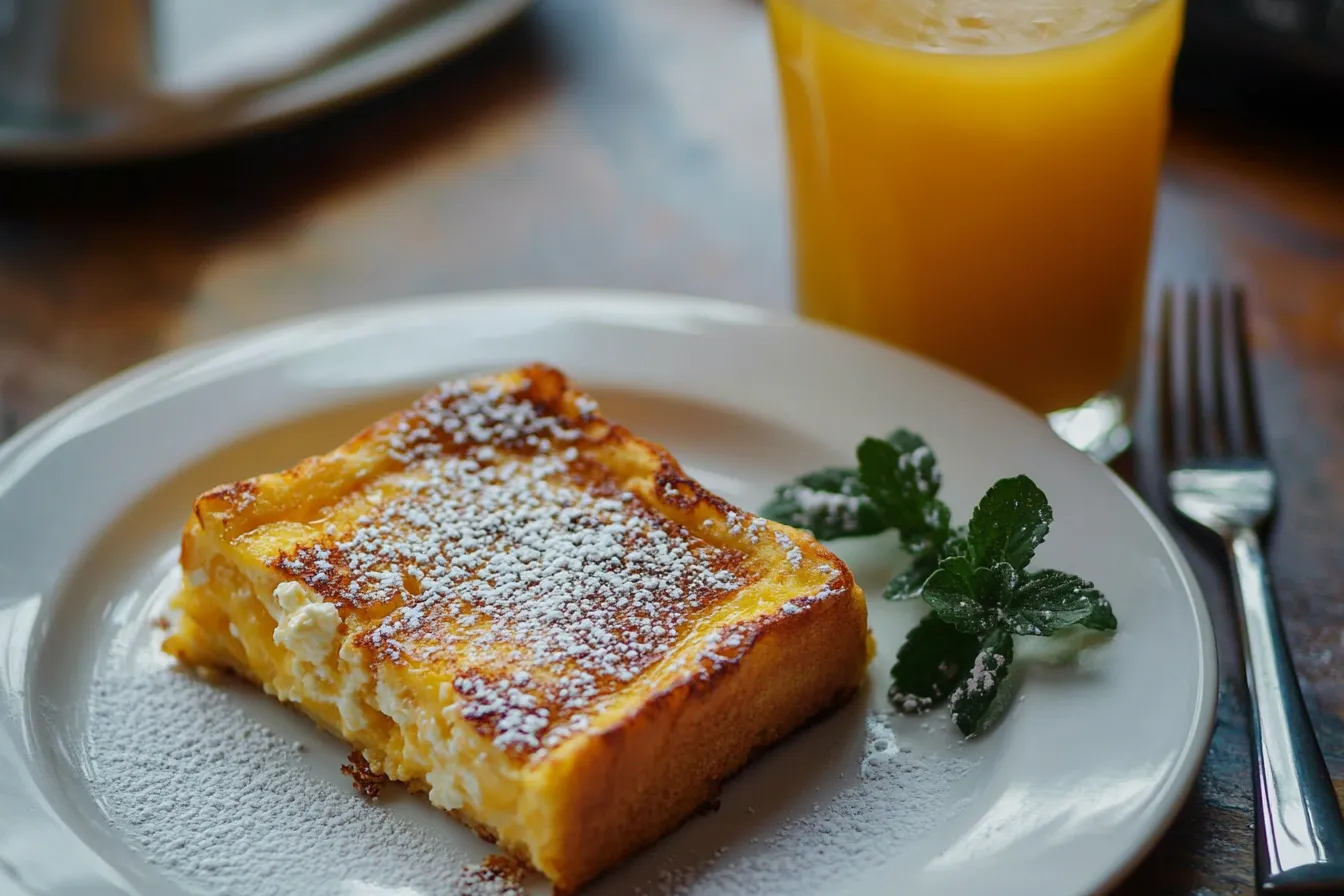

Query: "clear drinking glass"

xmin=767 ymin=0 xmax=1185 ymax=459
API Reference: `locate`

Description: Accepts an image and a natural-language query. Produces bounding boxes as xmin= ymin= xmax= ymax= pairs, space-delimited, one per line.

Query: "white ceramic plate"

xmin=0 ymin=291 xmax=1217 ymax=896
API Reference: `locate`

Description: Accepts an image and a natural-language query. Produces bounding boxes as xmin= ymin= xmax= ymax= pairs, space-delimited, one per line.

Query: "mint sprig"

xmin=763 ymin=429 xmax=957 ymax=600
xmin=759 ymin=467 xmax=889 ymax=541
xmin=913 ymin=475 xmax=1114 ymax=734
xmin=764 ymin=431 xmax=1118 ymax=737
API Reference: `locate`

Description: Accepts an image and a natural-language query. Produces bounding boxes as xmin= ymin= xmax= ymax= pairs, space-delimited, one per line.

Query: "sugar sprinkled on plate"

xmin=85 ymin=669 xmax=530 ymax=896
xmin=85 ymin=668 xmax=970 ymax=896
xmin=628 ymin=713 xmax=974 ymax=895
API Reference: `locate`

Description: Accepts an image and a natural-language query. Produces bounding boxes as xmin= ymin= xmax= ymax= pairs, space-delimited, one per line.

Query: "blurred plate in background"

xmin=0 ymin=0 xmax=532 ymax=164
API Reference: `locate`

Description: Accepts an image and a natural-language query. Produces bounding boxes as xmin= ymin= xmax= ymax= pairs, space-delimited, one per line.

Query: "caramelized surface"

xmin=185 ymin=366 xmax=845 ymax=759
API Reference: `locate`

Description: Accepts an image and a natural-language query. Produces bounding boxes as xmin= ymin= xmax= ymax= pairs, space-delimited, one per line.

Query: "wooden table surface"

xmin=1 ymin=1 xmax=1341 ymax=892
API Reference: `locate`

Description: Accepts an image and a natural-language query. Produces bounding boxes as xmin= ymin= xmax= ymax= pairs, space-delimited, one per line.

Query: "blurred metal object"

xmin=0 ymin=0 xmax=154 ymax=119
xmin=0 ymin=0 xmax=532 ymax=163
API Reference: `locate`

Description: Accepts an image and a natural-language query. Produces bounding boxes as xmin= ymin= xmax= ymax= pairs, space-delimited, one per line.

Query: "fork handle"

xmin=1228 ymin=526 xmax=1344 ymax=890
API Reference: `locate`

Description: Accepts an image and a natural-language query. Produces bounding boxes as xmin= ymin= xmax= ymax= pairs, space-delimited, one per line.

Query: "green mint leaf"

xmin=904 ymin=502 xmax=953 ymax=556
xmin=967 ymin=475 xmax=1051 ymax=570
xmin=979 ymin=561 xmax=1019 ymax=601
xmin=948 ymin=629 xmax=1014 ymax=737
xmin=942 ymin=528 xmax=970 ymax=559
xmin=889 ymin=613 xmax=981 ymax=712
xmin=883 ymin=427 xmax=935 ymax=461
xmin=921 ymin=555 xmax=993 ymax=633
xmin=1080 ymin=592 xmax=1118 ymax=632
xmin=1002 ymin=569 xmax=1105 ymax=636
xmin=760 ymin=467 xmax=889 ymax=540
xmin=882 ymin=552 xmax=941 ymax=601
xmin=883 ymin=524 xmax=968 ymax=602
xmin=922 ymin=554 xmax=1022 ymax=633
xmin=856 ymin=435 xmax=949 ymax=544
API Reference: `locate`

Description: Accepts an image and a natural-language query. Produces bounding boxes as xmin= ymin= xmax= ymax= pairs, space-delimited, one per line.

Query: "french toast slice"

xmin=164 ymin=363 xmax=870 ymax=891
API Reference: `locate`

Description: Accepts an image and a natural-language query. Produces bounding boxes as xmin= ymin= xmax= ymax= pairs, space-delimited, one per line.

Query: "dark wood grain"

xmin=0 ymin=1 xmax=1340 ymax=892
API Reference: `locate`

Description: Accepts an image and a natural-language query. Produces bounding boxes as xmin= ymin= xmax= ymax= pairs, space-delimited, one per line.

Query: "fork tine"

xmin=1196 ymin=285 xmax=1228 ymax=457
xmin=1222 ymin=285 xmax=1265 ymax=458
xmin=1165 ymin=285 xmax=1198 ymax=465
xmin=1156 ymin=284 xmax=1177 ymax=466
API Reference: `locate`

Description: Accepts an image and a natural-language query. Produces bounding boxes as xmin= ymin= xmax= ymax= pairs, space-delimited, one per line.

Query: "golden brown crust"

xmin=166 ymin=363 xmax=871 ymax=893
xmin=340 ymin=750 xmax=386 ymax=799
xmin=465 ymin=854 xmax=530 ymax=893
xmin=536 ymin=568 xmax=867 ymax=890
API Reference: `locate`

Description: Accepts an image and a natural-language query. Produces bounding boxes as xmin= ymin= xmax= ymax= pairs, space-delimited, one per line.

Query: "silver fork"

xmin=1161 ymin=284 xmax=1344 ymax=891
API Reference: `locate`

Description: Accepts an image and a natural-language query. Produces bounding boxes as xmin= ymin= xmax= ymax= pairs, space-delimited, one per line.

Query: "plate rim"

xmin=0 ymin=288 xmax=1219 ymax=895
xmin=0 ymin=0 xmax=535 ymax=163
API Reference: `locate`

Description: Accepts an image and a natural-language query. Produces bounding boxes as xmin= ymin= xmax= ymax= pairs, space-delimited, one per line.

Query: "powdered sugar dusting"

xmin=631 ymin=714 xmax=973 ymax=895
xmin=785 ymin=486 xmax=866 ymax=530
xmin=84 ymin=669 xmax=529 ymax=896
xmin=274 ymin=375 xmax=753 ymax=756
xmin=773 ymin=530 xmax=803 ymax=570
xmin=382 ymin=377 xmax=582 ymax=462
xmin=962 ymin=650 xmax=1007 ymax=696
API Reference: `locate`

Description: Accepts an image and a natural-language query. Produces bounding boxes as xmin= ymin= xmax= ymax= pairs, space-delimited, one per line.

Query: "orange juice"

xmin=767 ymin=0 xmax=1184 ymax=414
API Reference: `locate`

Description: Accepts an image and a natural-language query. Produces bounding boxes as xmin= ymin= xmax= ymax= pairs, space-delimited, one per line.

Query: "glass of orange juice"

xmin=767 ymin=0 xmax=1184 ymax=459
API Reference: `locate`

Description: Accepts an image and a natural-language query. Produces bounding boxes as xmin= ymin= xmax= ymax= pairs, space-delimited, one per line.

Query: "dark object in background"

xmin=1176 ymin=0 xmax=1344 ymax=139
